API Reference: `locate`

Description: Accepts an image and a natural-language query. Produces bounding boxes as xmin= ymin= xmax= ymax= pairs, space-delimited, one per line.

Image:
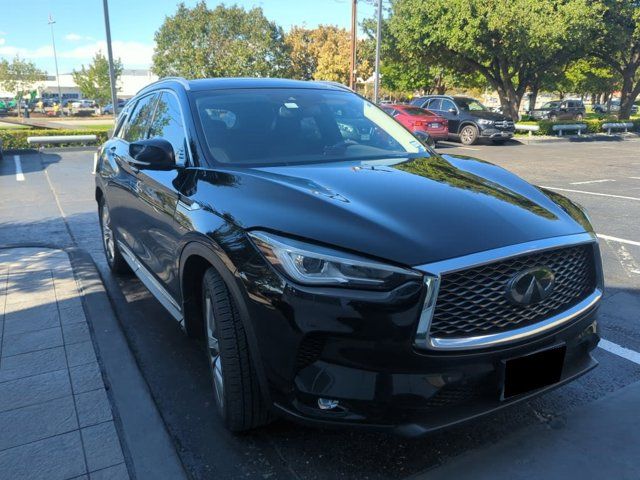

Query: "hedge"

xmin=0 ymin=128 xmax=109 ymax=149
xmin=516 ymin=118 xmax=640 ymax=136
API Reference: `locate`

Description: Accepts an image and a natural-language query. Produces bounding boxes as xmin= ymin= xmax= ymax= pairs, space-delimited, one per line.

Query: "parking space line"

xmin=570 ymin=179 xmax=615 ymax=185
xmin=14 ymin=155 xmax=25 ymax=182
xmin=598 ymin=234 xmax=640 ymax=247
xmin=599 ymin=339 xmax=640 ymax=365
xmin=629 ymin=177 xmax=640 ymax=180
xmin=539 ymin=186 xmax=640 ymax=202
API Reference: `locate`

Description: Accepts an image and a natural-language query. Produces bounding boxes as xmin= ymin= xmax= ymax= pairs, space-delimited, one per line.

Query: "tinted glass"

xmin=426 ymin=98 xmax=442 ymax=110
xmin=455 ymin=98 xmax=487 ymax=111
xmin=440 ymin=99 xmax=458 ymax=111
xmin=401 ymin=107 xmax=431 ymax=116
xmin=149 ymin=92 xmax=188 ymax=165
xmin=194 ymin=88 xmax=426 ymax=166
xmin=410 ymin=97 xmax=426 ymax=107
xmin=122 ymin=94 xmax=158 ymax=142
xmin=542 ymin=101 xmax=560 ymax=109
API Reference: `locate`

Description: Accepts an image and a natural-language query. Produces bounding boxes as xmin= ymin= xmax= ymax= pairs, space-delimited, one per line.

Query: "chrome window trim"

xmin=413 ymin=232 xmax=602 ymax=351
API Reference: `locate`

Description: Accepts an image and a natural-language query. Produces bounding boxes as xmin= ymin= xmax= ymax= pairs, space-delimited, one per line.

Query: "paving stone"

xmin=81 ymin=421 xmax=124 ymax=472
xmin=0 ymin=346 xmax=67 ymax=383
xmin=3 ymin=303 xmax=60 ymax=335
xmin=59 ymin=304 xmax=87 ymax=325
xmin=69 ymin=362 xmax=103 ymax=394
xmin=89 ymin=463 xmax=129 ymax=480
xmin=0 ymin=369 xmax=72 ymax=412
xmin=75 ymin=389 xmax=113 ymax=428
xmin=63 ymin=322 xmax=91 ymax=345
xmin=2 ymin=326 xmax=64 ymax=357
xmin=0 ymin=395 xmax=77 ymax=451
xmin=65 ymin=341 xmax=97 ymax=367
xmin=0 ymin=430 xmax=86 ymax=480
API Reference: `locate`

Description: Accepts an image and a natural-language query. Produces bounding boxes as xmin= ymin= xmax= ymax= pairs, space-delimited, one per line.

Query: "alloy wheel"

xmin=205 ymin=294 xmax=225 ymax=411
xmin=460 ymin=126 xmax=477 ymax=145
xmin=101 ymin=205 xmax=115 ymax=264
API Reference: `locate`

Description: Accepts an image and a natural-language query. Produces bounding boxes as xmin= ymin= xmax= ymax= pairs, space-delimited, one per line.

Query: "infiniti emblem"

xmin=506 ymin=266 xmax=555 ymax=305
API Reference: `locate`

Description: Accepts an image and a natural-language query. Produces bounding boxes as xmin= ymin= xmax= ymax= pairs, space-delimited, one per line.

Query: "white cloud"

xmin=0 ymin=38 xmax=5 ymax=46
xmin=0 ymin=40 xmax=153 ymax=68
xmin=65 ymin=33 xmax=83 ymax=41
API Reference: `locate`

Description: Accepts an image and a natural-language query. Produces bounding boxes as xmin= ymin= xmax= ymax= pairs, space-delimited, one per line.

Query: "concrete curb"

xmin=65 ymin=247 xmax=188 ymax=480
xmin=513 ymin=133 xmax=640 ymax=145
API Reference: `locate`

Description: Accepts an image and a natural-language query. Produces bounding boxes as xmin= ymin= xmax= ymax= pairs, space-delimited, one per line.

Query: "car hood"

xmin=466 ymin=111 xmax=511 ymax=121
xmin=191 ymin=154 xmax=590 ymax=267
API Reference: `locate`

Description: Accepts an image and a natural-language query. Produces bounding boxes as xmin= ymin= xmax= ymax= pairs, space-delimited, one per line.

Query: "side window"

xmin=122 ymin=94 xmax=158 ymax=143
xmin=148 ymin=92 xmax=188 ymax=165
xmin=427 ymin=98 xmax=442 ymax=111
xmin=112 ymin=104 xmax=132 ymax=138
xmin=440 ymin=99 xmax=456 ymax=112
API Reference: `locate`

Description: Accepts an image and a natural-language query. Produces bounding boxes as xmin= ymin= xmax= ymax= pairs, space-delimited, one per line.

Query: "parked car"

xmin=96 ymin=77 xmax=602 ymax=435
xmin=103 ymin=99 xmax=128 ymax=115
xmin=71 ymin=99 xmax=95 ymax=109
xmin=530 ymin=100 xmax=586 ymax=121
xmin=410 ymin=95 xmax=515 ymax=145
xmin=381 ymin=104 xmax=449 ymax=143
xmin=593 ymin=99 xmax=638 ymax=115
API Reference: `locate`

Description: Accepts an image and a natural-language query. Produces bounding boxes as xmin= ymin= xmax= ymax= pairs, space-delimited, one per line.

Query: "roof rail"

xmin=141 ymin=76 xmax=191 ymax=92
xmin=316 ymin=80 xmax=353 ymax=92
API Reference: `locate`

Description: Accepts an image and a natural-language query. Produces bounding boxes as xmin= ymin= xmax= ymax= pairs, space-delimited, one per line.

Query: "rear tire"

xmin=575 ymin=113 xmax=584 ymax=121
xmin=98 ymin=199 xmax=130 ymax=274
xmin=459 ymin=125 xmax=479 ymax=145
xmin=202 ymin=267 xmax=270 ymax=432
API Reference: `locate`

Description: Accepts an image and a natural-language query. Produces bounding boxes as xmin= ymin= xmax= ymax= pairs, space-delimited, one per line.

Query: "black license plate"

xmin=502 ymin=345 xmax=566 ymax=399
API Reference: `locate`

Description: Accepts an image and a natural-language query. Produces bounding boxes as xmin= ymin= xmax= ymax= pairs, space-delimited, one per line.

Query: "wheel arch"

xmin=178 ymin=238 xmax=272 ymax=406
xmin=457 ymin=120 xmax=479 ymax=134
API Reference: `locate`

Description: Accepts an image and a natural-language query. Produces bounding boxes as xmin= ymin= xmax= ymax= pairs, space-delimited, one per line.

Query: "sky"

xmin=0 ymin=0 xmax=377 ymax=74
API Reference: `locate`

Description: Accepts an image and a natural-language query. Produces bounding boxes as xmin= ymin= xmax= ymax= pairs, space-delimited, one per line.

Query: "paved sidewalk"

xmin=0 ymin=248 xmax=129 ymax=480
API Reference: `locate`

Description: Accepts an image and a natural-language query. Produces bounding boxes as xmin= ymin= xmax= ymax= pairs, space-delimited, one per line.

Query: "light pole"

xmin=349 ymin=0 xmax=357 ymax=90
xmin=102 ymin=0 xmax=118 ymax=119
xmin=48 ymin=14 xmax=64 ymax=115
xmin=373 ymin=0 xmax=382 ymax=103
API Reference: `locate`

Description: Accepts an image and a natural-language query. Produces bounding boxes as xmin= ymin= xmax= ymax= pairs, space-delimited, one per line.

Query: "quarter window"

xmin=427 ymin=98 xmax=442 ymax=111
xmin=122 ymin=94 xmax=158 ymax=143
xmin=148 ymin=92 xmax=188 ymax=165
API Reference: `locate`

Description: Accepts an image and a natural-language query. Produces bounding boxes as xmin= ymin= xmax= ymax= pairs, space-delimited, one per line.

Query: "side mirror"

xmin=129 ymin=138 xmax=176 ymax=170
xmin=413 ymin=130 xmax=435 ymax=148
xmin=447 ymin=108 xmax=457 ymax=115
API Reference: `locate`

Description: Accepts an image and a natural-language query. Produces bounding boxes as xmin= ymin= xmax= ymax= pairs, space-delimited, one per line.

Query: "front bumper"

xmin=479 ymin=127 xmax=515 ymax=139
xmin=238 ymin=234 xmax=602 ymax=435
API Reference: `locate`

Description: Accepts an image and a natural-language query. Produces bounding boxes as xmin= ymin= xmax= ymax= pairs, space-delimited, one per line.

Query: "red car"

xmin=381 ymin=104 xmax=449 ymax=143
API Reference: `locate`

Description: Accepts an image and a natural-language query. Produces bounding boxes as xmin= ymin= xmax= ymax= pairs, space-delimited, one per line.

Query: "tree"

xmin=0 ymin=56 xmax=44 ymax=117
xmin=592 ymin=0 xmax=640 ymax=119
xmin=388 ymin=0 xmax=600 ymax=119
xmin=285 ymin=25 xmax=372 ymax=85
xmin=71 ymin=51 xmax=123 ymax=108
xmin=152 ymin=2 xmax=291 ymax=78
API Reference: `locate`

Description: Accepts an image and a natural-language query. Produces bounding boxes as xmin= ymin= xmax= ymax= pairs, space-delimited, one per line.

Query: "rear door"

xmin=127 ymin=91 xmax=192 ymax=298
xmin=436 ymin=98 xmax=461 ymax=134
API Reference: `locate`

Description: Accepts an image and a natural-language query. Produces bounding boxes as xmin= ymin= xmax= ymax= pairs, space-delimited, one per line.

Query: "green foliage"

xmin=387 ymin=0 xmax=600 ymax=118
xmin=0 ymin=129 xmax=109 ymax=149
xmin=152 ymin=2 xmax=290 ymax=78
xmin=515 ymin=118 xmax=640 ymax=136
xmin=0 ymin=57 xmax=45 ymax=117
xmin=71 ymin=52 xmax=123 ymax=107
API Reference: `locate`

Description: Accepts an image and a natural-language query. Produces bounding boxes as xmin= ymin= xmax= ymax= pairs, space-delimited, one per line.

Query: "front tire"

xmin=98 ymin=199 xmax=130 ymax=274
xmin=459 ymin=125 xmax=479 ymax=145
xmin=202 ymin=267 xmax=270 ymax=432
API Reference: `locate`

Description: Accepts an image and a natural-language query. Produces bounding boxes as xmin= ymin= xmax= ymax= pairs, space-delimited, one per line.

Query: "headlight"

xmin=477 ymin=118 xmax=494 ymax=125
xmin=249 ymin=231 xmax=422 ymax=290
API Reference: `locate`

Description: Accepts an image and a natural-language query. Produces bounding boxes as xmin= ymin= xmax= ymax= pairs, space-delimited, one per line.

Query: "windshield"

xmin=455 ymin=98 xmax=488 ymax=111
xmin=541 ymin=101 xmax=560 ymax=109
xmin=194 ymin=88 xmax=426 ymax=166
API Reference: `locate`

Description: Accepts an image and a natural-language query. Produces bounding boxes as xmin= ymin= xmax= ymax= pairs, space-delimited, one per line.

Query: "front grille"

xmin=429 ymin=244 xmax=596 ymax=338
xmin=494 ymin=120 xmax=515 ymax=130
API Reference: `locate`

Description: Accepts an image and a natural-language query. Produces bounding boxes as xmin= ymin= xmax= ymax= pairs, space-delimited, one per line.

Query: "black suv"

xmin=96 ymin=77 xmax=602 ymax=435
xmin=530 ymin=100 xmax=586 ymax=121
xmin=410 ymin=95 xmax=515 ymax=145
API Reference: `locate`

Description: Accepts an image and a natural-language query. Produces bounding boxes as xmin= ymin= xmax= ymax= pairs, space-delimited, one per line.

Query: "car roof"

xmin=138 ymin=77 xmax=353 ymax=96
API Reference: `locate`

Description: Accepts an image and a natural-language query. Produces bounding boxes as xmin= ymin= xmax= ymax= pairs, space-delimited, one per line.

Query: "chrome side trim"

xmin=412 ymin=232 xmax=600 ymax=351
xmin=428 ymin=289 xmax=601 ymax=350
xmin=413 ymin=232 xmax=596 ymax=276
xmin=117 ymin=241 xmax=183 ymax=322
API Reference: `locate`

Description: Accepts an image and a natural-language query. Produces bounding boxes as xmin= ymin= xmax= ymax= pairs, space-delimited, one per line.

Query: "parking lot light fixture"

xmin=102 ymin=0 xmax=119 ymax=119
xmin=48 ymin=14 xmax=64 ymax=116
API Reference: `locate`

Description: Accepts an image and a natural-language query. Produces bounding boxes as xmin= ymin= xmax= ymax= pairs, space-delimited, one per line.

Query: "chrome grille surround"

xmin=413 ymin=233 xmax=603 ymax=351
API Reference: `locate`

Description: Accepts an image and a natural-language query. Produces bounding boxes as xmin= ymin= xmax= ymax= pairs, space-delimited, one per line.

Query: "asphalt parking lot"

xmin=1 ymin=139 xmax=639 ymax=479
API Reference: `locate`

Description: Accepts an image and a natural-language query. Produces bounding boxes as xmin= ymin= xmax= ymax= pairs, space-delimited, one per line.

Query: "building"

xmin=0 ymin=69 xmax=159 ymax=101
